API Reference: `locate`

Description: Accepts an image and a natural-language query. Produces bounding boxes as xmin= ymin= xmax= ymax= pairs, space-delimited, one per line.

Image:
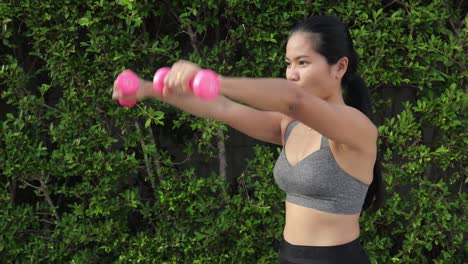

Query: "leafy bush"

xmin=1 ymin=0 xmax=466 ymax=263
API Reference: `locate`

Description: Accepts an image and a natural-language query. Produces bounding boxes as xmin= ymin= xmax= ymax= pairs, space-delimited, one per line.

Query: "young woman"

xmin=113 ymin=15 xmax=384 ymax=264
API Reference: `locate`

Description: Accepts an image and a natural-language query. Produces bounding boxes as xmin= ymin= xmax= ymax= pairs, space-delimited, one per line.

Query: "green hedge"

xmin=1 ymin=0 xmax=466 ymax=263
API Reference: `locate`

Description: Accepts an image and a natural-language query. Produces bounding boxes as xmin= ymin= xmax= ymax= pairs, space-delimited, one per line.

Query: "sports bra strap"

xmin=284 ymin=121 xmax=300 ymax=142
xmin=285 ymin=121 xmax=330 ymax=149
xmin=320 ymin=135 xmax=329 ymax=149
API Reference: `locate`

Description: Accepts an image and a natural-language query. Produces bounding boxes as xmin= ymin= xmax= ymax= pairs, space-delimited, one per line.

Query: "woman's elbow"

xmin=284 ymin=83 xmax=304 ymax=116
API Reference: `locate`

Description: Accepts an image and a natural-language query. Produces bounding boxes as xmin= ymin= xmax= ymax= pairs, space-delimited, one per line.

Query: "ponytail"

xmin=344 ymin=74 xmax=371 ymax=118
xmin=363 ymin=154 xmax=385 ymax=212
xmin=344 ymin=74 xmax=385 ymax=213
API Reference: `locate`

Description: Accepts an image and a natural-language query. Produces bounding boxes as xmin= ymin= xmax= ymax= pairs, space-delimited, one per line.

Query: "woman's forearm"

xmin=219 ymin=77 xmax=300 ymax=115
xmin=141 ymin=80 xmax=230 ymax=121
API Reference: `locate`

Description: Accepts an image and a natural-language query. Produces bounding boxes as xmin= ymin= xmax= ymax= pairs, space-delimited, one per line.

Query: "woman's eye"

xmin=299 ymin=61 xmax=308 ymax=66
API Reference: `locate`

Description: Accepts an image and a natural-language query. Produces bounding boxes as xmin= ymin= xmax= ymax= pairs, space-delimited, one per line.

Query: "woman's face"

xmin=285 ymin=32 xmax=342 ymax=99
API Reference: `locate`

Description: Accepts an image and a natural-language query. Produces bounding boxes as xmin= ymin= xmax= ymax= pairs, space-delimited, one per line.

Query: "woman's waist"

xmin=284 ymin=202 xmax=361 ymax=246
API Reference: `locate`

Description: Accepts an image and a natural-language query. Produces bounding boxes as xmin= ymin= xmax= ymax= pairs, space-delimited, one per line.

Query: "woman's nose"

xmin=287 ymin=68 xmax=299 ymax=81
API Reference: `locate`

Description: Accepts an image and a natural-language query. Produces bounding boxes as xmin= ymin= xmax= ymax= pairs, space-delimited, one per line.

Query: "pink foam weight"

xmin=116 ymin=70 xmax=139 ymax=107
xmin=153 ymin=67 xmax=171 ymax=96
xmin=116 ymin=70 xmax=139 ymax=95
xmin=191 ymin=69 xmax=220 ymax=100
xmin=118 ymin=98 xmax=137 ymax=107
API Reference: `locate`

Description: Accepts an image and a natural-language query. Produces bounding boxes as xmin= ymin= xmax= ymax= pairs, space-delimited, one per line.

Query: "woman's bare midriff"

xmin=283 ymin=201 xmax=361 ymax=246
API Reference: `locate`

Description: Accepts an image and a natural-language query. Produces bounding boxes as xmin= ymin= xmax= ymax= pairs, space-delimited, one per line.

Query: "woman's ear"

xmin=334 ymin=57 xmax=349 ymax=80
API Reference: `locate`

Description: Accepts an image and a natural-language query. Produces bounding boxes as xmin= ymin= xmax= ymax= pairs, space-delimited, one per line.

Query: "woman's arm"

xmin=219 ymin=77 xmax=378 ymax=151
xmin=114 ymin=79 xmax=287 ymax=145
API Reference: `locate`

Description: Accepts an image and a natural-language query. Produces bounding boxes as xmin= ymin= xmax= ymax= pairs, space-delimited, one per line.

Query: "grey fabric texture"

xmin=273 ymin=121 xmax=369 ymax=215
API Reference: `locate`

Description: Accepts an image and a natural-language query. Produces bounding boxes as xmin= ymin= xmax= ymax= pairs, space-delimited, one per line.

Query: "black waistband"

xmin=279 ymin=236 xmax=365 ymax=260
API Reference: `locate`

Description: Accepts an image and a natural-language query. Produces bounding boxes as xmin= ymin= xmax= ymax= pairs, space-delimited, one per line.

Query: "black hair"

xmin=290 ymin=15 xmax=385 ymax=213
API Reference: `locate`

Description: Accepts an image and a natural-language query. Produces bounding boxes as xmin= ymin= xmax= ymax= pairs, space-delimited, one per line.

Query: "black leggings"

xmin=278 ymin=237 xmax=371 ymax=264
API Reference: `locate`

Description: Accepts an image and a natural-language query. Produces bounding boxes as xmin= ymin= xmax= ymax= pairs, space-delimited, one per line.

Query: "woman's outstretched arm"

xmin=159 ymin=59 xmax=376 ymax=151
xmin=113 ymin=78 xmax=288 ymax=145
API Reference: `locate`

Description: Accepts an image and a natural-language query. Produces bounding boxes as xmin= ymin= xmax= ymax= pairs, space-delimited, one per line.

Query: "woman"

xmin=113 ymin=15 xmax=384 ymax=264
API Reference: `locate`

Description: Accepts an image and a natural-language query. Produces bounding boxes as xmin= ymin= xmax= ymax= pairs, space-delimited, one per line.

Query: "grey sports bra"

xmin=273 ymin=121 xmax=370 ymax=214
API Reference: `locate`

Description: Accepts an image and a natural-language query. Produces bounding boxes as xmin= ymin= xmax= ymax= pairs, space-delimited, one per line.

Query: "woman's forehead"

xmin=286 ymin=32 xmax=320 ymax=59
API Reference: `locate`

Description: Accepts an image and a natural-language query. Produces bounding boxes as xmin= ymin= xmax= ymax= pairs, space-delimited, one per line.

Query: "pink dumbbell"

xmin=153 ymin=67 xmax=220 ymax=100
xmin=115 ymin=70 xmax=139 ymax=107
xmin=116 ymin=67 xmax=220 ymax=107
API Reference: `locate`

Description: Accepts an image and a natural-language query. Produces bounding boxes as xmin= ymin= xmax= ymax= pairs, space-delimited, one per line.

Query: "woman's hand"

xmin=163 ymin=60 xmax=201 ymax=97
